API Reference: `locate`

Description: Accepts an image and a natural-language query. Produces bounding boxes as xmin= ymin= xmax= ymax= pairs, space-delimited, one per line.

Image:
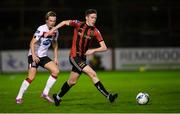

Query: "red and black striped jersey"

xmin=69 ymin=20 xmax=103 ymax=57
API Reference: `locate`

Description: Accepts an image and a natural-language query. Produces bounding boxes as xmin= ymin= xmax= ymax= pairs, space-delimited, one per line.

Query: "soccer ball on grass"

xmin=136 ymin=92 xmax=149 ymax=105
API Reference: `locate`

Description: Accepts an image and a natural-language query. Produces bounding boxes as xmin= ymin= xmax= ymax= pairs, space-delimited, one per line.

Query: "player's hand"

xmin=54 ymin=58 xmax=59 ymax=65
xmin=44 ymin=32 xmax=50 ymax=37
xmin=32 ymin=55 xmax=40 ymax=63
xmin=51 ymin=30 xmax=57 ymax=37
xmin=44 ymin=30 xmax=56 ymax=37
xmin=85 ymin=49 xmax=95 ymax=55
xmin=49 ymin=27 xmax=57 ymax=36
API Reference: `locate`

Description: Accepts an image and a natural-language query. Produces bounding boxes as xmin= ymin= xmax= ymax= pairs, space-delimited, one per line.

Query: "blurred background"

xmin=1 ymin=0 xmax=180 ymax=72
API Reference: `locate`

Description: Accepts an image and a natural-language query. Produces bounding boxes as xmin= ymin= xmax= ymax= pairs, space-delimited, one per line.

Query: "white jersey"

xmin=28 ymin=24 xmax=59 ymax=57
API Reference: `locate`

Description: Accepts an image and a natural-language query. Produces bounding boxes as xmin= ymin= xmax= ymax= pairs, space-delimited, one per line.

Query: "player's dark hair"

xmin=85 ymin=9 xmax=97 ymax=16
xmin=45 ymin=11 xmax=56 ymax=20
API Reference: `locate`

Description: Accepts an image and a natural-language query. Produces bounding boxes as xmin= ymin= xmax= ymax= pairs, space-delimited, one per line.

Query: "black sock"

xmin=58 ymin=81 xmax=71 ymax=98
xmin=95 ymin=81 xmax=109 ymax=97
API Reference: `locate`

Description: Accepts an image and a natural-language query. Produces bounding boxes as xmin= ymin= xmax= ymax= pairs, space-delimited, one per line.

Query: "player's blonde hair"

xmin=45 ymin=11 xmax=56 ymax=20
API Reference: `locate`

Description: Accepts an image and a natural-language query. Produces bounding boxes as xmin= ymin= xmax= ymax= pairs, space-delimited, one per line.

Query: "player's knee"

xmin=27 ymin=75 xmax=35 ymax=81
xmin=51 ymin=68 xmax=59 ymax=76
xmin=68 ymin=79 xmax=77 ymax=86
xmin=89 ymin=71 xmax=97 ymax=78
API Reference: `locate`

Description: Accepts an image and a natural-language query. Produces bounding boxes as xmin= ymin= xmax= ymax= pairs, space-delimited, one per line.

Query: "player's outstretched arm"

xmin=53 ymin=20 xmax=71 ymax=30
xmin=45 ymin=20 xmax=71 ymax=37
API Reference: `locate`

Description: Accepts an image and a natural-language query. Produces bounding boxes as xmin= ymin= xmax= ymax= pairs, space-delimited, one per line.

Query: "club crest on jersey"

xmin=35 ymin=30 xmax=40 ymax=33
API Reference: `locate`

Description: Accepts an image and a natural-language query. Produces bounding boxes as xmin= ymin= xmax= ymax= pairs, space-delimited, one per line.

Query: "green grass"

xmin=0 ymin=71 xmax=180 ymax=113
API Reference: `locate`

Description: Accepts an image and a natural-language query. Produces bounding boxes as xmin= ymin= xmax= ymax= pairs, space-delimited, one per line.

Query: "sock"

xmin=57 ymin=81 xmax=71 ymax=100
xmin=16 ymin=78 xmax=31 ymax=99
xmin=43 ymin=75 xmax=57 ymax=95
xmin=95 ymin=81 xmax=109 ymax=97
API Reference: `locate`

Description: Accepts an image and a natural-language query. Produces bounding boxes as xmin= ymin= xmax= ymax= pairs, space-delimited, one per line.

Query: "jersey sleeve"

xmin=33 ymin=26 xmax=44 ymax=40
xmin=94 ymin=28 xmax=104 ymax=42
xmin=69 ymin=20 xmax=81 ymax=28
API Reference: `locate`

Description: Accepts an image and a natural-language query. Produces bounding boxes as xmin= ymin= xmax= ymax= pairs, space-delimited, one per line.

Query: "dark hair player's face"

xmin=86 ymin=13 xmax=97 ymax=26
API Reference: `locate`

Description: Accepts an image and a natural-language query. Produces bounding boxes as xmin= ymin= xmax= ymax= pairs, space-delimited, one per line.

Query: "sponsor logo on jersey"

xmin=43 ymin=38 xmax=52 ymax=45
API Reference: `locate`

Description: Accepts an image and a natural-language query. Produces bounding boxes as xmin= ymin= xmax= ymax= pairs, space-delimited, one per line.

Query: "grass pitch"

xmin=0 ymin=71 xmax=180 ymax=113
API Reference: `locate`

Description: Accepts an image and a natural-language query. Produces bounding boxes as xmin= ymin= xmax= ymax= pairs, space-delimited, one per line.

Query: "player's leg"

xmin=42 ymin=60 xmax=59 ymax=103
xmin=83 ymin=65 xmax=118 ymax=102
xmin=53 ymin=71 xmax=80 ymax=106
xmin=59 ymin=71 xmax=80 ymax=97
xmin=16 ymin=67 xmax=37 ymax=104
xmin=57 ymin=56 xmax=83 ymax=96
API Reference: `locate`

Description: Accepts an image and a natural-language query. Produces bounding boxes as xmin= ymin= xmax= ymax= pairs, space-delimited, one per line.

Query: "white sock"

xmin=42 ymin=75 xmax=56 ymax=95
xmin=16 ymin=80 xmax=30 ymax=99
xmin=56 ymin=94 xmax=61 ymax=100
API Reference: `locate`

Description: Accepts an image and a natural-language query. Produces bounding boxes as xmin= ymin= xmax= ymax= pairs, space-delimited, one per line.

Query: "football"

xmin=136 ymin=92 xmax=149 ymax=105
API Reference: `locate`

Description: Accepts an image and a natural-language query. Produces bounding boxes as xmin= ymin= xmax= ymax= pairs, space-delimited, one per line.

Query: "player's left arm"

xmin=52 ymin=31 xmax=59 ymax=65
xmin=85 ymin=41 xmax=107 ymax=55
xmin=52 ymin=40 xmax=58 ymax=65
xmin=85 ymin=29 xmax=107 ymax=55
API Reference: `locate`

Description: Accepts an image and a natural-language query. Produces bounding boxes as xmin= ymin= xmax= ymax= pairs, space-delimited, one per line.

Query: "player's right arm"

xmin=47 ymin=20 xmax=80 ymax=36
xmin=30 ymin=27 xmax=43 ymax=63
xmin=30 ymin=37 xmax=40 ymax=63
xmin=44 ymin=20 xmax=70 ymax=37
xmin=53 ymin=20 xmax=71 ymax=30
xmin=47 ymin=20 xmax=71 ymax=34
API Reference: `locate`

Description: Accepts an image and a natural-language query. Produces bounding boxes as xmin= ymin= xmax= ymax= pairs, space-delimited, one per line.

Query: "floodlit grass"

xmin=0 ymin=71 xmax=180 ymax=113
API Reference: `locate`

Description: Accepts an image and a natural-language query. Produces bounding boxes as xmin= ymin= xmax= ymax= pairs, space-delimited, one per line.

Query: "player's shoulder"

xmin=37 ymin=24 xmax=48 ymax=31
xmin=94 ymin=27 xmax=100 ymax=33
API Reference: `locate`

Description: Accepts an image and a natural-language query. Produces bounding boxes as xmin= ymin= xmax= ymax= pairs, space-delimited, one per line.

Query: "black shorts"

xmin=69 ymin=56 xmax=87 ymax=74
xmin=28 ymin=55 xmax=52 ymax=68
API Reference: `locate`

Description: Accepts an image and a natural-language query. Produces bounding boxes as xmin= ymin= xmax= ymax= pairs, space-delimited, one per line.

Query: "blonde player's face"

xmin=86 ymin=13 xmax=97 ymax=26
xmin=46 ymin=16 xmax=56 ymax=29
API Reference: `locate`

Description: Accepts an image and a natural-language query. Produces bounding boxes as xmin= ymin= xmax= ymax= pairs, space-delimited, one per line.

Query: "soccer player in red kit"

xmin=48 ymin=9 xmax=118 ymax=106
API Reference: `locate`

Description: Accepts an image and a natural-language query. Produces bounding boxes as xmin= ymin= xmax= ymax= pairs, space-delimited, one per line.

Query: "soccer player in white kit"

xmin=16 ymin=11 xmax=59 ymax=104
